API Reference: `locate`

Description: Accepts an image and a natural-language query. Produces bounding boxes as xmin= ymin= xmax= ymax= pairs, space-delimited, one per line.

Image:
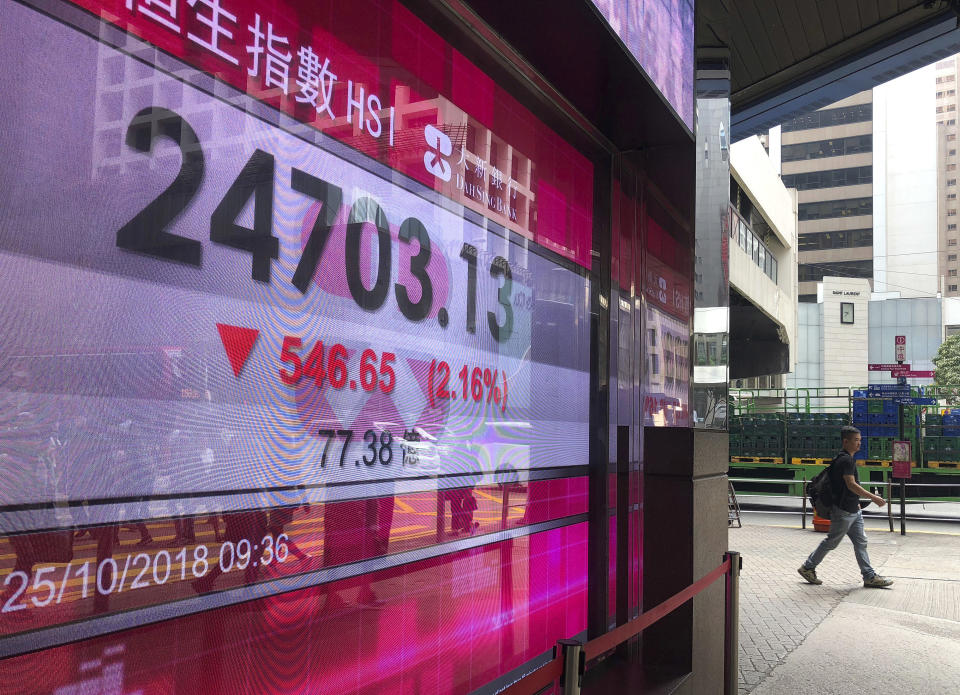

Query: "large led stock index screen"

xmin=0 ymin=0 xmax=593 ymax=688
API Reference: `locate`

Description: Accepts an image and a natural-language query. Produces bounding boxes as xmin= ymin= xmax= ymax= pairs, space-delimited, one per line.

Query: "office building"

xmin=781 ymin=90 xmax=874 ymax=302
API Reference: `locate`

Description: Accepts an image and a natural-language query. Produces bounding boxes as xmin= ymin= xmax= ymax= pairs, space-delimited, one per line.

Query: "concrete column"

xmin=642 ymin=427 xmax=729 ymax=694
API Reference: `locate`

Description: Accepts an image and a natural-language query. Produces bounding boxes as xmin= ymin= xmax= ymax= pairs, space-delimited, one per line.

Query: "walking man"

xmin=798 ymin=425 xmax=894 ymax=588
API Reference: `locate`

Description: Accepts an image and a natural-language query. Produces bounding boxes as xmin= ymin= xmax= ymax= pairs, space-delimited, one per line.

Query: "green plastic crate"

xmin=881 ymin=437 xmax=893 ymax=459
xmin=940 ymin=437 xmax=960 ymax=461
xmin=867 ymin=437 xmax=890 ymax=459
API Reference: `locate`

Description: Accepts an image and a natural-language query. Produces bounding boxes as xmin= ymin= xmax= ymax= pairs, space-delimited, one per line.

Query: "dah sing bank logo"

xmin=423 ymin=124 xmax=452 ymax=182
xmin=657 ymin=276 xmax=668 ymax=304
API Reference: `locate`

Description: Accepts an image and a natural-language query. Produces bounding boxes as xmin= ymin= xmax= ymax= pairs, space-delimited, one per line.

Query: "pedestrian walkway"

xmin=732 ymin=515 xmax=960 ymax=694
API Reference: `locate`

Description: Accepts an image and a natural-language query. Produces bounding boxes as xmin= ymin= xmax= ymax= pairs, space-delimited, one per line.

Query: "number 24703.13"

xmin=116 ymin=107 xmax=513 ymax=343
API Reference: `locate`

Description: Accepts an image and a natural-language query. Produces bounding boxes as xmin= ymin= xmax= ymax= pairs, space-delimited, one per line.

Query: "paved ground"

xmin=732 ymin=512 xmax=960 ymax=694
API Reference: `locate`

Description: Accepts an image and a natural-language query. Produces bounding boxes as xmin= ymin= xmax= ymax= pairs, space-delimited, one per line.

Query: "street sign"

xmin=895 ymin=335 xmax=906 ymax=362
xmin=890 ymin=369 xmax=935 ymax=379
xmin=893 ymin=397 xmax=936 ymax=405
xmin=868 ymin=390 xmax=910 ymax=399
xmin=868 ymin=363 xmax=910 ymax=371
xmin=868 ymin=383 xmax=909 ymax=390
xmin=892 ymin=440 xmax=912 ymax=480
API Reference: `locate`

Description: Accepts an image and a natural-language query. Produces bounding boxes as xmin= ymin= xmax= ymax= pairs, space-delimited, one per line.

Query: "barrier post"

xmin=557 ymin=639 xmax=584 ymax=695
xmin=801 ymin=470 xmax=807 ymax=530
xmin=886 ymin=479 xmax=893 ymax=533
xmin=899 ymin=480 xmax=906 ymax=536
xmin=723 ymin=551 xmax=741 ymax=695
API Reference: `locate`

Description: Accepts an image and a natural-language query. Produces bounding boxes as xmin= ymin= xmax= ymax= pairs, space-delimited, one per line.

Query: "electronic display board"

xmin=589 ymin=0 xmax=695 ymax=131
xmin=0 ymin=0 xmax=593 ymax=688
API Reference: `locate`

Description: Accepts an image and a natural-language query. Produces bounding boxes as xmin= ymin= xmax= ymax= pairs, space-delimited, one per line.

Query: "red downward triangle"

xmin=216 ymin=323 xmax=259 ymax=378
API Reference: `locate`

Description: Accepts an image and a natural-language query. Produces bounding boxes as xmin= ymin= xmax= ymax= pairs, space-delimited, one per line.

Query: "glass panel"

xmin=644 ymin=207 xmax=692 ymax=427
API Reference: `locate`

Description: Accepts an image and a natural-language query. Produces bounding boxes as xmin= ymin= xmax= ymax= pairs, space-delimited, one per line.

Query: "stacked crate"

xmin=728 ymin=416 xmax=742 ymax=457
xmin=924 ymin=411 xmax=960 ymax=464
xmin=736 ymin=413 xmax=783 ymax=457
xmin=851 ymin=393 xmax=869 ymax=459
xmin=785 ymin=412 xmax=848 ymax=460
xmin=853 ymin=393 xmax=920 ymax=463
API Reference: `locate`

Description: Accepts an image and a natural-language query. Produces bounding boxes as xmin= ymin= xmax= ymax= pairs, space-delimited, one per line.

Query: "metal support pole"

xmin=887 ymin=476 xmax=893 ymax=533
xmin=896 ymin=367 xmax=906 ymax=536
xmin=800 ymin=469 xmax=807 ymax=530
xmin=557 ymin=639 xmax=584 ymax=695
xmin=723 ymin=551 xmax=741 ymax=695
xmin=900 ymin=480 xmax=906 ymax=536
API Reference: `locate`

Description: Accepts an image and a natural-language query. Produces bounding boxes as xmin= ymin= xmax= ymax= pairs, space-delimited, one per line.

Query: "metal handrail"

xmin=728 ymin=477 xmax=960 ymax=533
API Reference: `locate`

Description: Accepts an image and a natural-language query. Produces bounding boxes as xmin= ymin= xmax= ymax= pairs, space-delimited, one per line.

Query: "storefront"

xmin=0 ymin=0 xmax=707 ymax=692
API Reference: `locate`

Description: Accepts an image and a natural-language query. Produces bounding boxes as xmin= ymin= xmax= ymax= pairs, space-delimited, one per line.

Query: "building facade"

xmin=723 ymin=135 xmax=798 ymax=393
xmin=787 ymin=277 xmax=942 ymax=397
xmin=780 ymin=90 xmax=874 ymax=302
xmin=937 ymin=55 xmax=960 ymax=296
xmin=874 ymin=65 xmax=938 ymax=298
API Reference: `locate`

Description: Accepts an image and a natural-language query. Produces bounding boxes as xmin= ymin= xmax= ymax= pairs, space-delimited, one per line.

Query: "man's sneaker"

xmin=797 ymin=566 xmax=822 ymax=585
xmin=863 ymin=574 xmax=894 ymax=588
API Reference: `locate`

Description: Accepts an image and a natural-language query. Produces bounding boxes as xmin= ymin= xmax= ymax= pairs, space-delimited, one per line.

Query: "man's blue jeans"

xmin=803 ymin=507 xmax=876 ymax=579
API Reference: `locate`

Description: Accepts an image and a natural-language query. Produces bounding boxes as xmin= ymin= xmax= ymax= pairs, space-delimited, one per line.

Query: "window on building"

xmin=950 ymin=239 xmax=958 ymax=246
xmin=798 ymin=197 xmax=873 ymax=221
xmin=950 ymin=164 xmax=958 ymax=171
xmin=949 ymin=254 xmax=957 ymax=261
xmin=949 ymin=179 xmax=957 ymax=186
xmin=951 ymin=270 xmax=958 ymax=277
xmin=949 ymin=134 xmax=958 ymax=142
xmin=781 ymin=103 xmax=872 ymax=132
xmin=781 ymin=134 xmax=872 ymax=162
xmin=950 ymin=224 xmax=958 ymax=230
xmin=797 ymin=228 xmax=872 ymax=251
xmin=949 ymin=210 xmax=957 ymax=216
xmin=798 ymin=260 xmax=873 ymax=282
xmin=949 ymin=193 xmax=957 ymax=200
xmin=952 ymin=150 xmax=958 ymax=156
xmin=729 ymin=207 xmax=784 ymax=285
xmin=949 ymin=119 xmax=957 ymax=125
xmin=951 ymin=285 xmax=959 ymax=292
xmin=780 ymin=166 xmax=872 ymax=191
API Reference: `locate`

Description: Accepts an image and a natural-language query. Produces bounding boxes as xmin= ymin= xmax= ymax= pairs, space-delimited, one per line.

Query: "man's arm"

xmin=843 ymin=474 xmax=886 ymax=508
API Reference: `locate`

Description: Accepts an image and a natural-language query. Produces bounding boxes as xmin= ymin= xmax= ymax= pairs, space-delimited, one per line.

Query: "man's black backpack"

xmin=806 ymin=455 xmax=840 ymax=519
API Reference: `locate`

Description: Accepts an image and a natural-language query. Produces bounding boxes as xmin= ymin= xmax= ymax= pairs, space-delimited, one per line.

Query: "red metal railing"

xmin=500 ymin=551 xmax=741 ymax=695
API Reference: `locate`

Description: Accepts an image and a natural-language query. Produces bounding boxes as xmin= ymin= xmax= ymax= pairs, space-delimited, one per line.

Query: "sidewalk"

xmin=732 ymin=515 xmax=960 ymax=694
